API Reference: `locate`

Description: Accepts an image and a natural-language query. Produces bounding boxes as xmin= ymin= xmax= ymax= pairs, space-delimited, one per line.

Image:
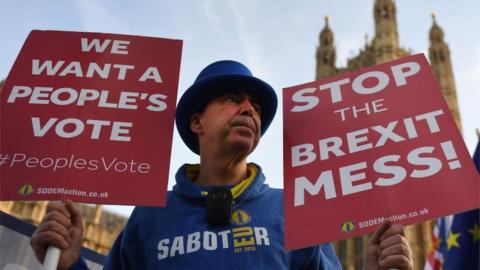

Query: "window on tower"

xmin=439 ymin=51 xmax=445 ymax=62
xmin=323 ymin=52 xmax=330 ymax=64
xmin=381 ymin=8 xmax=389 ymax=18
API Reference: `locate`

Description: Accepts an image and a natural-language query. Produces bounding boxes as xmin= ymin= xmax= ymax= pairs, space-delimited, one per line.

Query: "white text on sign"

xmin=290 ymin=61 xmax=420 ymax=114
xmin=6 ymin=38 xmax=170 ymax=142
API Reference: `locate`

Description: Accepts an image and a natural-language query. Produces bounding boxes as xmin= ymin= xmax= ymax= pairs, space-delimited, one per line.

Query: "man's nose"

xmin=239 ymin=98 xmax=254 ymax=116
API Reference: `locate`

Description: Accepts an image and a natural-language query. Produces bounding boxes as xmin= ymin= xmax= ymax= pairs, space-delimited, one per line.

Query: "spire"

xmin=316 ymin=15 xmax=336 ymax=79
xmin=319 ymin=15 xmax=333 ymax=46
xmin=429 ymin=12 xmax=444 ymax=43
xmin=429 ymin=13 xmax=448 ymax=62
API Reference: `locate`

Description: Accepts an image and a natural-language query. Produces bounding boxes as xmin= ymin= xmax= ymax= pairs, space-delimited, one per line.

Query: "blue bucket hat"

xmin=176 ymin=60 xmax=278 ymax=154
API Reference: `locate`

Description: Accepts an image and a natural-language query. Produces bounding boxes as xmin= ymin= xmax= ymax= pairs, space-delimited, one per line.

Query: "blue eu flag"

xmin=443 ymin=140 xmax=480 ymax=270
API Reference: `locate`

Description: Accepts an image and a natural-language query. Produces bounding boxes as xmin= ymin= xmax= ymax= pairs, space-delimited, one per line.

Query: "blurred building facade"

xmin=316 ymin=0 xmax=461 ymax=269
xmin=0 ymin=201 xmax=126 ymax=255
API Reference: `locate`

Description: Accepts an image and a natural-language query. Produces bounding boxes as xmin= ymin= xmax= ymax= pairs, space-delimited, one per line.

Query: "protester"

xmin=31 ymin=60 xmax=413 ymax=269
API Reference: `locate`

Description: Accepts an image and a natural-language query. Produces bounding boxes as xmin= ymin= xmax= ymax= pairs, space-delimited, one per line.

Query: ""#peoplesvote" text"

xmin=5 ymin=153 xmax=150 ymax=174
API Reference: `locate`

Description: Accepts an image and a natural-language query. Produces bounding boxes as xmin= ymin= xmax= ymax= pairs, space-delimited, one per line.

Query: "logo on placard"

xmin=18 ymin=184 xmax=34 ymax=196
xmin=231 ymin=209 xmax=251 ymax=225
xmin=341 ymin=221 xmax=356 ymax=233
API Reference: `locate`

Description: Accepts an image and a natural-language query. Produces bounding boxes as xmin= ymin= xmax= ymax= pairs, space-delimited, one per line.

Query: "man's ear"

xmin=190 ymin=113 xmax=203 ymax=135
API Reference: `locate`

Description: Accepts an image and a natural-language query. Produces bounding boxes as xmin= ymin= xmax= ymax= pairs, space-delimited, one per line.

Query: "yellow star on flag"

xmin=468 ymin=223 xmax=480 ymax=243
xmin=447 ymin=232 xmax=461 ymax=250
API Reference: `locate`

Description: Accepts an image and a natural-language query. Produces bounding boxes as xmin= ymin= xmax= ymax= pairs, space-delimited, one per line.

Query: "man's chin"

xmin=228 ymin=137 xmax=258 ymax=155
xmin=231 ymin=125 xmax=256 ymax=137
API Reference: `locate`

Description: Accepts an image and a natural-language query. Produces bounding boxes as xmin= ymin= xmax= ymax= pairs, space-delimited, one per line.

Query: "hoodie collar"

xmin=173 ymin=163 xmax=269 ymax=204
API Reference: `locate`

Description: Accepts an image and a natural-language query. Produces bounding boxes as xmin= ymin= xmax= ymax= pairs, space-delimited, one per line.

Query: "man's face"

xmin=191 ymin=91 xmax=262 ymax=156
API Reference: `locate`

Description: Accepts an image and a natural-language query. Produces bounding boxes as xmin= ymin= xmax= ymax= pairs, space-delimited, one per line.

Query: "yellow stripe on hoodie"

xmin=186 ymin=163 xmax=258 ymax=199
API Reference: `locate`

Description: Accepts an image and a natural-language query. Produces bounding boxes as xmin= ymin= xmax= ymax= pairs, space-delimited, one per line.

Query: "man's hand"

xmin=30 ymin=200 xmax=84 ymax=270
xmin=364 ymin=221 xmax=413 ymax=270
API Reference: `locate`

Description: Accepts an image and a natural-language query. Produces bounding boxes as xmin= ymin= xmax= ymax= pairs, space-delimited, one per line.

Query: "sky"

xmin=1 ymin=0 xmax=479 ymax=217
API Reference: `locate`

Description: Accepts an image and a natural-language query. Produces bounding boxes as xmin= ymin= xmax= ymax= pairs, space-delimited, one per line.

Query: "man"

xmin=31 ymin=60 xmax=413 ymax=269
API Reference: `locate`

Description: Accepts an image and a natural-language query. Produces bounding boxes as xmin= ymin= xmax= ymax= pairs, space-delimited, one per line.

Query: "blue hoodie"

xmin=70 ymin=164 xmax=341 ymax=269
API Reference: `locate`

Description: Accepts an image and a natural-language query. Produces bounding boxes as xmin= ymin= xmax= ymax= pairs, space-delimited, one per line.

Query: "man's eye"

xmin=253 ymin=104 xmax=261 ymax=115
xmin=224 ymin=95 xmax=241 ymax=103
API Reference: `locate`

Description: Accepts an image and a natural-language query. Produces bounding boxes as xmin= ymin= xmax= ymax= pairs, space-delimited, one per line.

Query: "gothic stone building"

xmin=0 ymin=201 xmax=126 ymax=255
xmin=316 ymin=1 xmax=461 ymax=269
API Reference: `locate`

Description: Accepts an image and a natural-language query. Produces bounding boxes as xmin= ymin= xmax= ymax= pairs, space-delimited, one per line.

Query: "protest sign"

xmin=0 ymin=30 xmax=182 ymax=206
xmin=283 ymin=54 xmax=479 ymax=250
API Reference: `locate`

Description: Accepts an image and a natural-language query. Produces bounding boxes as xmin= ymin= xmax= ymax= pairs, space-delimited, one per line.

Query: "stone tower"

xmin=372 ymin=0 xmax=400 ymax=62
xmin=315 ymin=2 xmax=462 ymax=270
xmin=316 ymin=16 xmax=337 ymax=79
xmin=316 ymin=0 xmax=409 ymax=80
xmin=429 ymin=14 xmax=462 ymax=131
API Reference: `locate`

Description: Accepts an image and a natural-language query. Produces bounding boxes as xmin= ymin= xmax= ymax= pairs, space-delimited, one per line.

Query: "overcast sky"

xmin=1 ymin=0 xmax=479 ymax=217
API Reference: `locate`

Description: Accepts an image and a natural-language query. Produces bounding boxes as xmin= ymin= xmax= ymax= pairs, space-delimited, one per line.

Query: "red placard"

xmin=283 ymin=54 xmax=479 ymax=250
xmin=0 ymin=30 xmax=182 ymax=206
